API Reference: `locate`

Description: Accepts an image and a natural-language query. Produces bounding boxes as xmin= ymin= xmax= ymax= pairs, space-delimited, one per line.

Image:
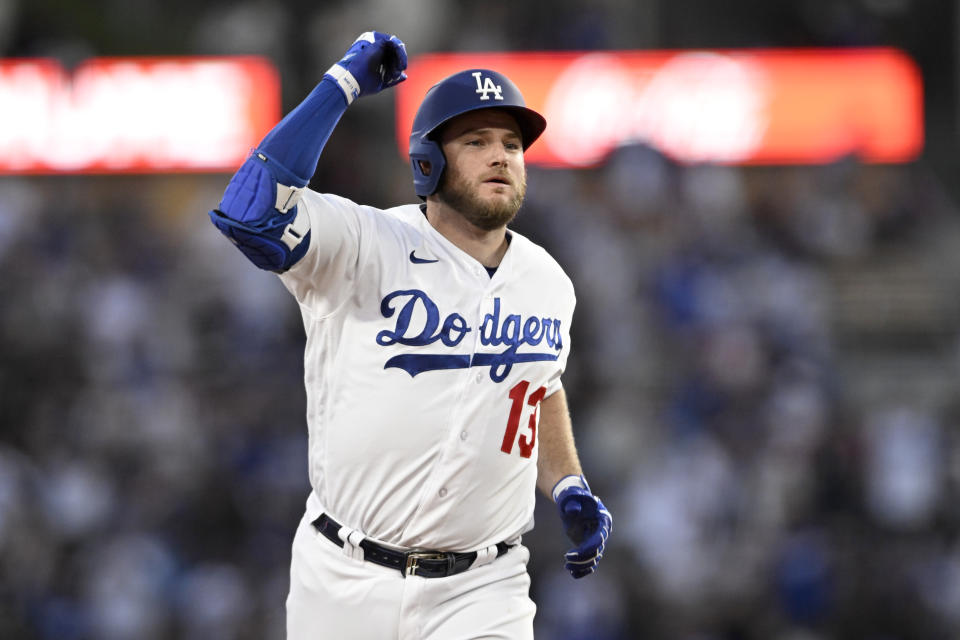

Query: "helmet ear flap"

xmin=409 ymin=138 xmax=447 ymax=198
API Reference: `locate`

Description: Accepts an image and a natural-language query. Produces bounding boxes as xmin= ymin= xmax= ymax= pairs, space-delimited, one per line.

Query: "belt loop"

xmin=469 ymin=544 xmax=499 ymax=570
xmin=337 ymin=525 xmax=366 ymax=562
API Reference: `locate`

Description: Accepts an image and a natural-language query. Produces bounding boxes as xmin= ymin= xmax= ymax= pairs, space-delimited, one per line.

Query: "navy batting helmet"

xmin=409 ymin=69 xmax=546 ymax=198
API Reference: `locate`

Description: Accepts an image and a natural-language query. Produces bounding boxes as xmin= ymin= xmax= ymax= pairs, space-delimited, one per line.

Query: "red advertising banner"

xmin=395 ymin=48 xmax=923 ymax=167
xmin=0 ymin=56 xmax=280 ymax=174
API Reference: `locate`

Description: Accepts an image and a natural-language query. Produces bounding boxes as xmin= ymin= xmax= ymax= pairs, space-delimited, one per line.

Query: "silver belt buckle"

xmin=405 ymin=551 xmax=448 ymax=577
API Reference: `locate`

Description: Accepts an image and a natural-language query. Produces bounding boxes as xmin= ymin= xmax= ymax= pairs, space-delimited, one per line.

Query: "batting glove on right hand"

xmin=553 ymin=475 xmax=612 ymax=579
xmin=325 ymin=31 xmax=407 ymax=105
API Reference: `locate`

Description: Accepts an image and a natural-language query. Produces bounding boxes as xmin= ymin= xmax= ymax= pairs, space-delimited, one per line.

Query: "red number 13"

xmin=501 ymin=380 xmax=547 ymax=458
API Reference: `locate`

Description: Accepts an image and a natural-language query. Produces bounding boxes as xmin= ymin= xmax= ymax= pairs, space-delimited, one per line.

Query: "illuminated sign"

xmin=0 ymin=57 xmax=280 ymax=174
xmin=395 ymin=48 xmax=923 ymax=166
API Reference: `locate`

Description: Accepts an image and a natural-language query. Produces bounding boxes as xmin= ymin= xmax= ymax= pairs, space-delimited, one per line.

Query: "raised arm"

xmin=208 ymin=32 xmax=407 ymax=272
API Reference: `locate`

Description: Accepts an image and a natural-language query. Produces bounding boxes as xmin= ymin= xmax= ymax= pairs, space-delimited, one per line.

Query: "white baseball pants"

xmin=285 ymin=511 xmax=536 ymax=639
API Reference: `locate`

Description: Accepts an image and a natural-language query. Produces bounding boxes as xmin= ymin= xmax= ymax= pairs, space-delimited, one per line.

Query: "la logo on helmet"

xmin=472 ymin=72 xmax=503 ymax=101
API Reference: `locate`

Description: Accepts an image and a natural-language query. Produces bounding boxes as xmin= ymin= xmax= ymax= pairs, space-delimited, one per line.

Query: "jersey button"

xmin=460 ymin=431 xmax=468 ymax=441
xmin=475 ymin=371 xmax=483 ymax=383
xmin=438 ymin=488 xmax=448 ymax=498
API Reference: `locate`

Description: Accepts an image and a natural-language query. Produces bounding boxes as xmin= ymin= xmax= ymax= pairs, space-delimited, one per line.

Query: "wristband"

xmin=552 ymin=474 xmax=589 ymax=502
xmin=325 ymin=64 xmax=361 ymax=105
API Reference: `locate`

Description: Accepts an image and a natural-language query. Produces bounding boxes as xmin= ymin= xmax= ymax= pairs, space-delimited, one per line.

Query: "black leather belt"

xmin=311 ymin=513 xmax=512 ymax=578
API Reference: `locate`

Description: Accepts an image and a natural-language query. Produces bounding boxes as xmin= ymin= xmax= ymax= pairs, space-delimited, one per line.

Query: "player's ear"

xmin=418 ymin=160 xmax=432 ymax=176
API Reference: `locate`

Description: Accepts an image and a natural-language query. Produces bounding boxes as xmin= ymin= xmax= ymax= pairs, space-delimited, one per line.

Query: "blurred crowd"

xmin=518 ymin=150 xmax=960 ymax=639
xmin=4 ymin=0 xmax=960 ymax=638
xmin=4 ymin=148 xmax=960 ymax=640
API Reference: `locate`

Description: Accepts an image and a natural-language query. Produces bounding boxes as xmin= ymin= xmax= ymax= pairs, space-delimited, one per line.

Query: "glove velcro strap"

xmin=325 ymin=63 xmax=361 ymax=105
xmin=280 ymin=206 xmax=310 ymax=250
xmin=552 ymin=474 xmax=589 ymax=503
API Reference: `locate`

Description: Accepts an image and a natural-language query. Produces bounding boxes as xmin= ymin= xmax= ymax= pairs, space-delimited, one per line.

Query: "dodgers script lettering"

xmin=376 ymin=289 xmax=561 ymax=382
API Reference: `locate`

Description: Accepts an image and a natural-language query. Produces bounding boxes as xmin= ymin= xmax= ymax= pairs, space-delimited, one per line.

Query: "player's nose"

xmin=488 ymin=143 xmax=510 ymax=167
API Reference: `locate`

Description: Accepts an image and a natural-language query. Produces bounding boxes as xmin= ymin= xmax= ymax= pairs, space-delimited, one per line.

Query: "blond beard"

xmin=436 ymin=166 xmax=527 ymax=231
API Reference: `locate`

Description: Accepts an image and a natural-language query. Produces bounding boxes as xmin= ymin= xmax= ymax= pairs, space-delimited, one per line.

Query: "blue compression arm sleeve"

xmin=258 ymin=76 xmax=349 ymax=184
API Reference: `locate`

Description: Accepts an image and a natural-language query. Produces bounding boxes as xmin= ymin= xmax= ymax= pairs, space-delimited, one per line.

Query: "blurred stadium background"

xmin=3 ymin=1 xmax=960 ymax=638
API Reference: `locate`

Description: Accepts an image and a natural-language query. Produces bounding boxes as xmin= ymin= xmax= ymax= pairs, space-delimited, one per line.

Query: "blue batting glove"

xmin=324 ymin=31 xmax=407 ymax=105
xmin=553 ymin=475 xmax=613 ymax=579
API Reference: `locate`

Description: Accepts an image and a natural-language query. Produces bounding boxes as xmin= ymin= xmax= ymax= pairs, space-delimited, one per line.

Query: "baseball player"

xmin=208 ymin=31 xmax=612 ymax=639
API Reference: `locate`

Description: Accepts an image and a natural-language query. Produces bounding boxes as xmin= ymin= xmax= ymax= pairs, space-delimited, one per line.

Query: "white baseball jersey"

xmin=278 ymin=190 xmax=575 ymax=552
